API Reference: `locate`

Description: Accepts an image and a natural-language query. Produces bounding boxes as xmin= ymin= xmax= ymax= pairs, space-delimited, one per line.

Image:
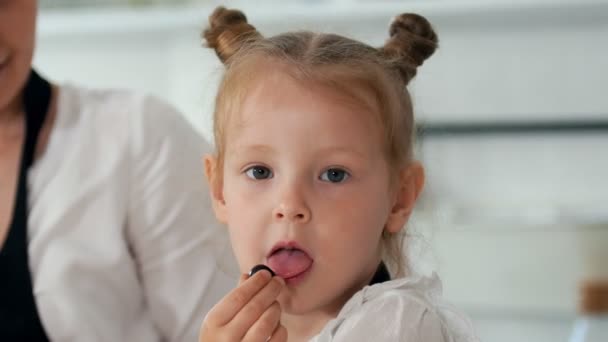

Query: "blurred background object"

xmin=34 ymin=1 xmax=608 ymax=341
xmin=568 ymin=280 xmax=608 ymax=342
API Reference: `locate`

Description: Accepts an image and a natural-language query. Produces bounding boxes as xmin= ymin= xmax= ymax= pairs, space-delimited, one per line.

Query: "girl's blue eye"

xmin=320 ymin=168 xmax=350 ymax=183
xmin=245 ymin=166 xmax=273 ymax=180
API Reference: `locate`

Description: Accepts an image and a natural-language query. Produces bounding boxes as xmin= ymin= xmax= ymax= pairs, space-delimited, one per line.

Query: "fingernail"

xmin=249 ymin=264 xmax=276 ymax=277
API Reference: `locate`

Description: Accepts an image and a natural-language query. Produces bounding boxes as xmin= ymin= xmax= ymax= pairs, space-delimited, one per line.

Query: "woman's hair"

xmin=203 ymin=6 xmax=438 ymax=277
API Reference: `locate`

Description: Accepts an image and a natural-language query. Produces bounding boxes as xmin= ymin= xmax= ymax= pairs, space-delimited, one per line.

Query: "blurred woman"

xmin=0 ymin=1 xmax=233 ymax=340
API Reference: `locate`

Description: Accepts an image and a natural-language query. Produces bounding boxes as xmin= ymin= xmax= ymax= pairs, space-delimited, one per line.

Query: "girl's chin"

xmin=277 ymin=292 xmax=317 ymax=316
xmin=278 ymin=291 xmax=341 ymax=317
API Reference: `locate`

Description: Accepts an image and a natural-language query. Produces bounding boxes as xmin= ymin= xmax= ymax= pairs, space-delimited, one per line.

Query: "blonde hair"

xmin=203 ymin=6 xmax=438 ymax=277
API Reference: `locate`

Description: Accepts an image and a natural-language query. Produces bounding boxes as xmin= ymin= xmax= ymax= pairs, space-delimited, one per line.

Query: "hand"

xmin=199 ymin=270 xmax=287 ymax=342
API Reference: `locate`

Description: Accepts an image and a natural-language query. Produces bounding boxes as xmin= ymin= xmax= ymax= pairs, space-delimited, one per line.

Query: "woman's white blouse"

xmin=26 ymin=84 xmax=235 ymax=341
xmin=311 ymin=273 xmax=480 ymax=342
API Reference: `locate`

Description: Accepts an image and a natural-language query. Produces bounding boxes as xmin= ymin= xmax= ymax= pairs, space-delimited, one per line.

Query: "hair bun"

xmin=382 ymin=13 xmax=438 ymax=83
xmin=203 ymin=6 xmax=261 ymax=63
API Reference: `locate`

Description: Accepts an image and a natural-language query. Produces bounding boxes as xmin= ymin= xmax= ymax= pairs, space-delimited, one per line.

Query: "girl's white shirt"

xmin=311 ymin=272 xmax=480 ymax=342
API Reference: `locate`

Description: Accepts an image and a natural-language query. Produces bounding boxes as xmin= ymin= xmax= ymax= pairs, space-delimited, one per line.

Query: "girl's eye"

xmin=245 ymin=166 xmax=273 ymax=180
xmin=320 ymin=168 xmax=350 ymax=183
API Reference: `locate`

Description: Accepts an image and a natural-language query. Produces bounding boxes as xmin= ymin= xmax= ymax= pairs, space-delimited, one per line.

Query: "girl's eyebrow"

xmin=230 ymin=144 xmax=370 ymax=160
xmin=315 ymin=146 xmax=369 ymax=160
xmin=231 ymin=144 xmax=276 ymax=156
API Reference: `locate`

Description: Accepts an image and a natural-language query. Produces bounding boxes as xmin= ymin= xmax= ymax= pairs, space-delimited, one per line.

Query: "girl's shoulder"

xmin=312 ymin=273 xmax=480 ymax=342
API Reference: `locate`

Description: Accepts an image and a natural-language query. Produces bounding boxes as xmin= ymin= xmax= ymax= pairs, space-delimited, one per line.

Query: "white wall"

xmin=34 ymin=2 xmax=608 ymax=341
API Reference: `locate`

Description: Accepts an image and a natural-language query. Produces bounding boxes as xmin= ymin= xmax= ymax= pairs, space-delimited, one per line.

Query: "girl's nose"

xmin=272 ymin=190 xmax=311 ymax=223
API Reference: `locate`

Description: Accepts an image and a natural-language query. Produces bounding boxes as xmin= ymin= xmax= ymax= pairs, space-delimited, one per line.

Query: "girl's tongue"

xmin=267 ymin=249 xmax=313 ymax=278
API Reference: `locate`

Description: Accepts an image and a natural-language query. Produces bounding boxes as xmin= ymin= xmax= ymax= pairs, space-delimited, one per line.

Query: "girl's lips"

xmin=266 ymin=240 xmax=310 ymax=258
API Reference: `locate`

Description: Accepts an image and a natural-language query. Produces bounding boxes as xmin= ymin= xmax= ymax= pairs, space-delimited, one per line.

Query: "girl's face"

xmin=206 ymin=69 xmax=418 ymax=317
xmin=0 ymin=0 xmax=37 ymax=113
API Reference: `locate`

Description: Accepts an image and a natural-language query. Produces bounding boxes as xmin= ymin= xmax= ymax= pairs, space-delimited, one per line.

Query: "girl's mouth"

xmin=266 ymin=242 xmax=313 ymax=285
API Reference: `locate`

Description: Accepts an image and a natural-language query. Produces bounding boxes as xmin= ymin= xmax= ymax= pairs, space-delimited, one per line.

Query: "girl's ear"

xmin=385 ymin=162 xmax=425 ymax=234
xmin=204 ymin=155 xmax=228 ymax=224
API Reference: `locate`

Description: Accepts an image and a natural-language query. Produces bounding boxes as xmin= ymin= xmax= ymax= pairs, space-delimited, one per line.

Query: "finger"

xmin=268 ymin=323 xmax=288 ymax=342
xmin=228 ymin=276 xmax=284 ymax=338
xmin=238 ymin=273 xmax=248 ymax=285
xmin=205 ymin=270 xmax=273 ymax=327
xmin=241 ymin=301 xmax=281 ymax=342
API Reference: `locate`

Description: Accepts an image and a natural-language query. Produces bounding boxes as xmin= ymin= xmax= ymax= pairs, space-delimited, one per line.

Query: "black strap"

xmin=369 ymin=262 xmax=391 ymax=285
xmin=0 ymin=70 xmax=51 ymax=341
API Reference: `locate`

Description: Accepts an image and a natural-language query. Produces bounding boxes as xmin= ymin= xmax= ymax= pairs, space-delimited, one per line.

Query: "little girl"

xmin=199 ymin=6 xmax=479 ymax=342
